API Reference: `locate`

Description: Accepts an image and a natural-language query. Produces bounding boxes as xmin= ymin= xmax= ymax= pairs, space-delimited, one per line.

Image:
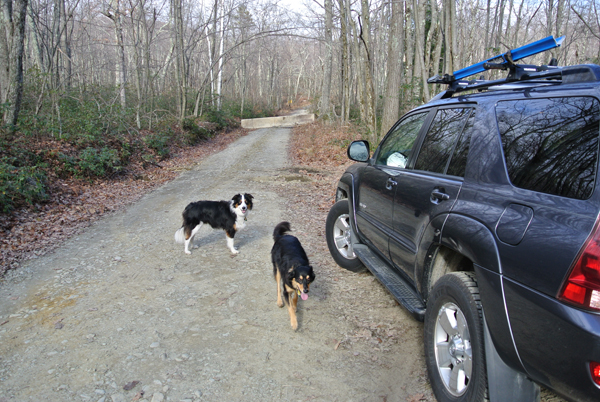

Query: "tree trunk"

xmin=128 ymin=0 xmax=151 ymax=128
xmin=172 ymin=0 xmax=186 ymax=120
xmin=554 ymin=0 xmax=565 ymax=61
xmin=216 ymin=0 xmax=224 ymax=110
xmin=546 ymin=0 xmax=554 ymax=37
xmin=319 ymin=0 xmax=333 ymax=119
xmin=495 ymin=0 xmax=506 ymax=50
xmin=338 ymin=0 xmax=350 ymax=122
xmin=52 ymin=0 xmax=61 ymax=88
xmin=60 ymin=0 xmax=73 ymax=89
xmin=381 ymin=0 xmax=404 ymax=136
xmin=0 ymin=0 xmax=29 ymax=128
xmin=443 ymin=0 xmax=456 ymax=74
xmin=105 ymin=0 xmax=127 ymax=109
xmin=403 ymin=3 xmax=415 ymax=103
xmin=512 ymin=0 xmax=526 ymax=49
xmin=412 ymin=0 xmax=429 ymax=102
xmin=484 ymin=0 xmax=491 ymax=57
xmin=358 ymin=0 xmax=377 ymax=142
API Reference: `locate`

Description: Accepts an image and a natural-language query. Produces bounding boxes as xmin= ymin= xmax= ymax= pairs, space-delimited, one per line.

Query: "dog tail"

xmin=273 ymin=221 xmax=291 ymax=242
xmin=174 ymin=227 xmax=186 ymax=244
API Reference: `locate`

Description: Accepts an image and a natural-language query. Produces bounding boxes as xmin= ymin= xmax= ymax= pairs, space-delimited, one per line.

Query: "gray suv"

xmin=325 ymin=36 xmax=600 ymax=402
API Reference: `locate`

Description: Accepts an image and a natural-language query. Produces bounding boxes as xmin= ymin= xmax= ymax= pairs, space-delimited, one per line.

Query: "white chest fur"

xmin=236 ymin=215 xmax=247 ymax=230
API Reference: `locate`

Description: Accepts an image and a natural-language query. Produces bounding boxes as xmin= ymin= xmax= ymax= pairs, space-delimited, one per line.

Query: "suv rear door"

xmin=389 ymin=107 xmax=474 ymax=281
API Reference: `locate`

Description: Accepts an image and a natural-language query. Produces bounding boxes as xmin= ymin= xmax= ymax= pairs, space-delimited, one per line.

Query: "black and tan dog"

xmin=271 ymin=221 xmax=315 ymax=331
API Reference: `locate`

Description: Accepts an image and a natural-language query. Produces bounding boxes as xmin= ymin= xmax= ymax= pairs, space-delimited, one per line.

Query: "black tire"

xmin=325 ymin=200 xmax=365 ymax=272
xmin=424 ymin=272 xmax=488 ymax=402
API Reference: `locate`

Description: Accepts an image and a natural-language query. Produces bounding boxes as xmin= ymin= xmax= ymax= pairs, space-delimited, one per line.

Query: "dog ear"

xmin=245 ymin=193 xmax=254 ymax=209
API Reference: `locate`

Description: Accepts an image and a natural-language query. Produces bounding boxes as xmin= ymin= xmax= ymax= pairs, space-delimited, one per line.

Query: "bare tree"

xmin=0 ymin=0 xmax=29 ymax=128
xmin=572 ymin=1 xmax=600 ymax=41
xmin=172 ymin=0 xmax=186 ymax=119
xmin=126 ymin=0 xmax=157 ymax=128
xmin=380 ymin=0 xmax=404 ymax=136
xmin=356 ymin=0 xmax=376 ymax=141
xmin=103 ymin=0 xmax=128 ymax=108
xmin=338 ymin=0 xmax=350 ymax=122
xmin=442 ymin=0 xmax=456 ymax=74
xmin=320 ymin=0 xmax=333 ymax=119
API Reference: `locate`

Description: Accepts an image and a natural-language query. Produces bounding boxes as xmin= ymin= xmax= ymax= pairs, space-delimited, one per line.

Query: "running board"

xmin=353 ymin=244 xmax=426 ymax=321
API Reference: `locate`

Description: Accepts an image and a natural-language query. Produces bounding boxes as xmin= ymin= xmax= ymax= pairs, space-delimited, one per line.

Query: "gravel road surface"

xmin=0 ymin=127 xmax=434 ymax=402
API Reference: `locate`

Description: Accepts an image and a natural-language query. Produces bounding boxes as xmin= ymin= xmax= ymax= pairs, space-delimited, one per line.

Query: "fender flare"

xmin=437 ymin=214 xmax=527 ymax=378
xmin=440 ymin=214 xmax=501 ymax=273
xmin=335 ymin=172 xmax=363 ymax=248
xmin=335 ymin=173 xmax=352 ymax=202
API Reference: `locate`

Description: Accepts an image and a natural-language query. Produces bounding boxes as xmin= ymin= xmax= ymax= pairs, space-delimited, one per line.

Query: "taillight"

xmin=591 ymin=362 xmax=600 ymax=386
xmin=559 ymin=222 xmax=600 ymax=311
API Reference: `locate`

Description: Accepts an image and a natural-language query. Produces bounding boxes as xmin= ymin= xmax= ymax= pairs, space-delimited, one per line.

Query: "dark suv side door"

xmin=355 ymin=112 xmax=430 ymax=260
xmin=389 ymin=107 xmax=474 ymax=281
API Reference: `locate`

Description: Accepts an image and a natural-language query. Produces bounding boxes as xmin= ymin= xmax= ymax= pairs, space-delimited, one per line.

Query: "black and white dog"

xmin=174 ymin=193 xmax=254 ymax=255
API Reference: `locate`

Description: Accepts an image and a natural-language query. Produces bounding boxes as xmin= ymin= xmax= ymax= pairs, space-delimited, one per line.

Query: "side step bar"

xmin=353 ymin=244 xmax=426 ymax=321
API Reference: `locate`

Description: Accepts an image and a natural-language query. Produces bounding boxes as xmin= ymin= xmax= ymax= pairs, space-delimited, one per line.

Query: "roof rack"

xmin=428 ymin=35 xmax=567 ymax=99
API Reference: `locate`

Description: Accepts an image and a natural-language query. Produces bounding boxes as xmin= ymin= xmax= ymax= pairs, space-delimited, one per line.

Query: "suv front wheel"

xmin=325 ymin=200 xmax=365 ymax=272
xmin=424 ymin=272 xmax=487 ymax=402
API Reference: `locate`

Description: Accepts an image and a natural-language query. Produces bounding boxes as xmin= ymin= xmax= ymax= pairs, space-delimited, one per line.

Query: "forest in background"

xmin=1 ymin=0 xmax=600 ymax=214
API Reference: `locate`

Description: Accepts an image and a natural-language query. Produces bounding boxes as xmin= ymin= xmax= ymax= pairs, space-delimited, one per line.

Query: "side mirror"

xmin=347 ymin=140 xmax=370 ymax=162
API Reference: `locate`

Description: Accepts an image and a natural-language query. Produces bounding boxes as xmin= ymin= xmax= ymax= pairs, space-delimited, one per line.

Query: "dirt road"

xmin=0 ymin=127 xmax=434 ymax=402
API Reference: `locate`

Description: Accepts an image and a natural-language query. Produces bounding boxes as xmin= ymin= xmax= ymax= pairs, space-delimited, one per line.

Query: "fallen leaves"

xmin=123 ymin=380 xmax=140 ymax=391
xmin=407 ymin=393 xmax=427 ymax=402
xmin=289 ymin=121 xmax=363 ymax=170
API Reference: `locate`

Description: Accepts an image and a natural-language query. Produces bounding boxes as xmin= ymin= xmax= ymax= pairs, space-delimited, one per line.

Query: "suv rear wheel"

xmin=325 ymin=200 xmax=365 ymax=272
xmin=424 ymin=272 xmax=487 ymax=402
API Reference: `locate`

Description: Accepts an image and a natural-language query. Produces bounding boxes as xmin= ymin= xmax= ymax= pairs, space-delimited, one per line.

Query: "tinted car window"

xmin=414 ymin=108 xmax=472 ymax=174
xmin=446 ymin=111 xmax=475 ymax=177
xmin=497 ymin=97 xmax=600 ymax=199
xmin=376 ymin=112 xmax=429 ymax=168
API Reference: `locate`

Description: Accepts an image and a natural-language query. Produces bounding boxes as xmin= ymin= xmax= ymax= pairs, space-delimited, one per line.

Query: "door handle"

xmin=431 ymin=189 xmax=450 ymax=203
xmin=386 ymin=178 xmax=397 ymax=190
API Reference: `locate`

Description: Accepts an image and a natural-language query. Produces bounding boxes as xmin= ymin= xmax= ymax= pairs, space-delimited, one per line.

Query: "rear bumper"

xmin=504 ymin=278 xmax=600 ymax=402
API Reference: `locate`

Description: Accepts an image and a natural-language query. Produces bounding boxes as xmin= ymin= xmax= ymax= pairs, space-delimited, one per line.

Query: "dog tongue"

xmin=301 ymin=293 xmax=308 ymax=301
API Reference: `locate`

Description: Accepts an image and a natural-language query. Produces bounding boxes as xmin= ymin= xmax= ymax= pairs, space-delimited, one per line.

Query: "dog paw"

xmin=291 ymin=321 xmax=298 ymax=331
xmin=185 ymin=250 xmax=191 ymax=255
xmin=230 ymin=249 xmax=240 ymax=254
xmin=277 ymin=301 xmax=284 ymax=308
